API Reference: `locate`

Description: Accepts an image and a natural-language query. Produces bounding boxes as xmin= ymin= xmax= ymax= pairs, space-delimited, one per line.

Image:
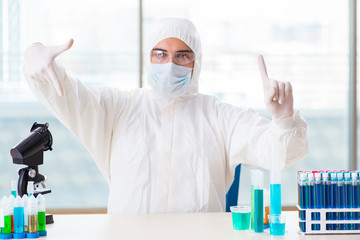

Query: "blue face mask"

xmin=149 ymin=63 xmax=192 ymax=100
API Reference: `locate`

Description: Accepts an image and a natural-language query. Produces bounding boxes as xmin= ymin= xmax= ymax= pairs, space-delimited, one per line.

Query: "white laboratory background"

xmin=0 ymin=0 xmax=352 ymax=209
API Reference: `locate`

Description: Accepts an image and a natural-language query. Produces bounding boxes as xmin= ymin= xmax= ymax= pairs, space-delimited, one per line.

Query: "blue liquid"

xmin=323 ymin=182 xmax=330 ymax=208
xmin=308 ymin=183 xmax=317 ymax=230
xmin=358 ymin=180 xmax=360 ymax=230
xmin=330 ymin=182 xmax=338 ymax=230
xmin=13 ymin=207 xmax=24 ymax=233
xmin=254 ymin=189 xmax=264 ymax=233
xmin=270 ymin=184 xmax=281 ymax=215
xmin=300 ymin=222 xmax=306 ymax=232
xmin=345 ymin=183 xmax=352 ymax=230
xmin=337 ymin=185 xmax=344 ymax=210
xmin=11 ymin=190 xmax=16 ymax=198
xmin=297 ymin=181 xmax=303 ymax=232
xmin=337 ymin=184 xmax=345 ymax=230
xmin=314 ymin=183 xmax=321 ymax=230
xmin=299 ymin=182 xmax=306 ymax=232
xmin=308 ymin=184 xmax=314 ymax=209
xmin=232 ymin=212 xmax=251 ymax=230
xmin=315 ymin=183 xmax=322 ymax=209
xmin=345 ymin=183 xmax=352 ymax=208
xmin=299 ymin=184 xmax=307 ymax=220
xmin=270 ymin=222 xmax=285 ymax=236
xmin=299 ymin=184 xmax=304 ymax=208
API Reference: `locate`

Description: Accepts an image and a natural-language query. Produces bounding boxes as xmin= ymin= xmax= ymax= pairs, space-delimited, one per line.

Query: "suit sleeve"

xmin=25 ymin=61 xmax=129 ymax=184
xmin=216 ymin=102 xmax=308 ymax=185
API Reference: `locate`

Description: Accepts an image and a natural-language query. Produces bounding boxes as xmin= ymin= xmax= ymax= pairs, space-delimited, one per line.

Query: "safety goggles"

xmin=151 ymin=49 xmax=195 ymax=66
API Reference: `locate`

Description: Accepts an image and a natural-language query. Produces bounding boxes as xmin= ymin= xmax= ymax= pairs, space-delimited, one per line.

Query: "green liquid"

xmin=254 ymin=189 xmax=264 ymax=233
xmin=251 ymin=185 xmax=254 ymax=230
xmin=1 ymin=215 xmax=12 ymax=234
xmin=232 ymin=212 xmax=251 ymax=230
xmin=38 ymin=212 xmax=46 ymax=232
xmin=11 ymin=190 xmax=16 ymax=198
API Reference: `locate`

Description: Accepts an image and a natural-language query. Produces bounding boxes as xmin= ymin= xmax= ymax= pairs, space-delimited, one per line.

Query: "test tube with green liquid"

xmin=37 ymin=194 xmax=47 ymax=235
xmin=254 ymin=170 xmax=264 ymax=233
xmin=0 ymin=196 xmax=12 ymax=236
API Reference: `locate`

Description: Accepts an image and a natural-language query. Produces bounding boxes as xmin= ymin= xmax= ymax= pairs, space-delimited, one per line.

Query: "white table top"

xmin=43 ymin=211 xmax=360 ymax=240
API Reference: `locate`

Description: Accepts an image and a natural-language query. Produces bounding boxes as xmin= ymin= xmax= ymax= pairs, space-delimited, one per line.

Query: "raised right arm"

xmin=22 ymin=40 xmax=129 ymax=184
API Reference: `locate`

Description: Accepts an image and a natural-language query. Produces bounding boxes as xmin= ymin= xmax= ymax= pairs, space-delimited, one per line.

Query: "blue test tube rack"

xmin=297 ymin=206 xmax=360 ymax=234
xmin=297 ymin=170 xmax=360 ymax=234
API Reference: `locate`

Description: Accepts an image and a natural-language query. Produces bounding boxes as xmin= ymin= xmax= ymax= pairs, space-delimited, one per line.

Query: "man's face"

xmin=151 ymin=38 xmax=195 ymax=68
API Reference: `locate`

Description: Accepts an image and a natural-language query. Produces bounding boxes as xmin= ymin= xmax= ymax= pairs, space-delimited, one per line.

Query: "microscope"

xmin=10 ymin=122 xmax=53 ymax=197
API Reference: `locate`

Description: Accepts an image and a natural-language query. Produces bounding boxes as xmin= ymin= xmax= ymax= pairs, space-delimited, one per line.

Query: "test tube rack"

xmin=297 ymin=205 xmax=360 ymax=234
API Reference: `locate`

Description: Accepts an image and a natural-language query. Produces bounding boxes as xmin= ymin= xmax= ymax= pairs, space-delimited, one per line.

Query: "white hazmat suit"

xmin=23 ymin=18 xmax=308 ymax=214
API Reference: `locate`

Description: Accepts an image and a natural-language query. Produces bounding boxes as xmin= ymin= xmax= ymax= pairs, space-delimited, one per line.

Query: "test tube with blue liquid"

xmin=269 ymin=141 xmax=285 ymax=236
xmin=298 ymin=173 xmax=307 ymax=232
xmin=314 ymin=173 xmax=322 ymax=230
xmin=344 ymin=172 xmax=352 ymax=230
xmin=322 ymin=172 xmax=331 ymax=230
xmin=336 ymin=172 xmax=345 ymax=230
xmin=270 ymin=150 xmax=282 ymax=216
xmin=13 ymin=196 xmax=25 ymax=239
xmin=297 ymin=171 xmax=302 ymax=215
xmin=307 ymin=173 xmax=315 ymax=230
xmin=322 ymin=172 xmax=330 ymax=209
xmin=329 ymin=173 xmax=338 ymax=230
xmin=297 ymin=171 xmax=303 ymax=210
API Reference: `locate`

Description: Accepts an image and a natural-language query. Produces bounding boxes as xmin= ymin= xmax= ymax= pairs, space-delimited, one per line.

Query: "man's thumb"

xmin=51 ymin=38 xmax=74 ymax=57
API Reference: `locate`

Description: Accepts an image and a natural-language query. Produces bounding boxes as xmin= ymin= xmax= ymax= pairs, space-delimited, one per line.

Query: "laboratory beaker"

xmin=230 ymin=206 xmax=251 ymax=230
xmin=269 ymin=214 xmax=286 ymax=236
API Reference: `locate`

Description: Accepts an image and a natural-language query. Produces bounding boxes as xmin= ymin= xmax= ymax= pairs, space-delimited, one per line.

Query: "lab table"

xmin=43 ymin=211 xmax=360 ymax=239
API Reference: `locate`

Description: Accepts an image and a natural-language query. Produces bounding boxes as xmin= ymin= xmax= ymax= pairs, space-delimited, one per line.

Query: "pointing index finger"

xmin=258 ymin=55 xmax=270 ymax=88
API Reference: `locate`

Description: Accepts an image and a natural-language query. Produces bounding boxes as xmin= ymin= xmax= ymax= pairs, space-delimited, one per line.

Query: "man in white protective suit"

xmin=23 ymin=17 xmax=308 ymax=214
